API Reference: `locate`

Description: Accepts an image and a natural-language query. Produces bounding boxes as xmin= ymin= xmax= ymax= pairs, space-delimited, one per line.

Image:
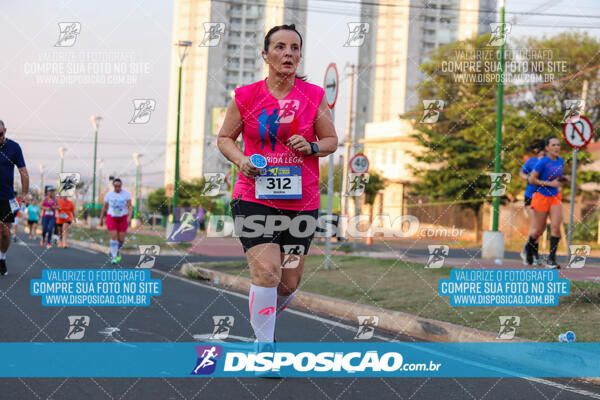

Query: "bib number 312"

xmin=255 ymin=166 xmax=302 ymax=199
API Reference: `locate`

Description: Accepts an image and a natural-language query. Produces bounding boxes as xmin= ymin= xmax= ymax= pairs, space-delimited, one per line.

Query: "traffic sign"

xmin=323 ymin=63 xmax=339 ymax=109
xmin=349 ymin=154 xmax=369 ymax=175
xmin=563 ymin=116 xmax=593 ymax=149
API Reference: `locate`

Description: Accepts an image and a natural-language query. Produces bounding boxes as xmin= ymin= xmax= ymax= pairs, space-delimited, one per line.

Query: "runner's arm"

xmin=519 ymin=171 xmax=528 ymax=181
xmin=528 ymin=170 xmax=559 ymax=188
xmin=217 ymin=99 xmax=259 ymax=178
xmin=18 ymin=167 xmax=29 ymax=199
xmin=99 ymin=202 xmax=108 ymax=225
xmin=311 ymin=95 xmax=338 ymax=157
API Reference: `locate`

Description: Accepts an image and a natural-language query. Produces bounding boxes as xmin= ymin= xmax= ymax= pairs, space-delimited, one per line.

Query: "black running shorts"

xmin=230 ymin=198 xmax=318 ymax=255
xmin=0 ymin=200 xmax=16 ymax=223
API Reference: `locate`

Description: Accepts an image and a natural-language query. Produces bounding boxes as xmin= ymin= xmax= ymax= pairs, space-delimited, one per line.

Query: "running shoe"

xmin=115 ymin=254 xmax=122 ymax=262
xmin=111 ymin=258 xmax=118 ymax=265
xmin=545 ymin=259 xmax=560 ymax=269
xmin=40 ymin=240 xmax=45 ymax=246
xmin=253 ymin=342 xmax=281 ymax=378
xmin=46 ymin=243 xmax=52 ymax=249
xmin=533 ymin=256 xmax=543 ymax=266
xmin=58 ymin=241 xmax=63 ymax=248
xmin=0 ymin=259 xmax=6 ymax=275
xmin=519 ymin=244 xmax=528 ymax=266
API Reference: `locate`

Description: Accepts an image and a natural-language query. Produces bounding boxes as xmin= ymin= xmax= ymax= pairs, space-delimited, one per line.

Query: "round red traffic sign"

xmin=563 ymin=116 xmax=593 ymax=149
xmin=323 ymin=63 xmax=339 ymax=109
xmin=349 ymin=154 xmax=369 ymax=175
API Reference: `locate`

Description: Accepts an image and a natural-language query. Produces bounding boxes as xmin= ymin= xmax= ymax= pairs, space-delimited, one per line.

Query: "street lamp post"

xmin=172 ymin=40 xmax=192 ymax=222
xmin=39 ymin=164 xmax=45 ymax=197
xmin=133 ymin=153 xmax=142 ymax=219
xmin=90 ymin=116 xmax=102 ymax=222
xmin=59 ymin=147 xmax=67 ymax=174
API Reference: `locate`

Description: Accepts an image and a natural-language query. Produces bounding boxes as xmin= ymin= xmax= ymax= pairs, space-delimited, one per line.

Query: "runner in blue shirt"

xmin=0 ymin=120 xmax=29 ymax=275
xmin=526 ymin=136 xmax=568 ymax=268
xmin=519 ymin=139 xmax=545 ymax=265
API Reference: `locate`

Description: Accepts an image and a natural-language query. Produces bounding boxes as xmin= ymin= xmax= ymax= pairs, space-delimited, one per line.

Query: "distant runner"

xmin=519 ymin=138 xmax=546 ymax=265
xmin=27 ymin=198 xmax=40 ymax=240
xmin=56 ymin=195 xmax=75 ymax=248
xmin=40 ymin=187 xmax=57 ymax=248
xmin=100 ymin=178 xmax=132 ymax=264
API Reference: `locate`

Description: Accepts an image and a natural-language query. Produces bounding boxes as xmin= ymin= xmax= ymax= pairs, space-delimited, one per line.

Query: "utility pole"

xmin=341 ymin=63 xmax=356 ymax=221
xmin=492 ymin=0 xmax=506 ymax=232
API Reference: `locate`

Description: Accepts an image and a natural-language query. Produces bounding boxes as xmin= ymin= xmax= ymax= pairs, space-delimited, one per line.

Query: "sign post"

xmin=563 ymin=115 xmax=593 ymax=259
xmin=324 ymin=63 xmax=339 ymax=271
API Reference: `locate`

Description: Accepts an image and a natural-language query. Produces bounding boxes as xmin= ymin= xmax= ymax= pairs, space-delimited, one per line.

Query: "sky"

xmin=1 ymin=0 xmax=600 ymax=192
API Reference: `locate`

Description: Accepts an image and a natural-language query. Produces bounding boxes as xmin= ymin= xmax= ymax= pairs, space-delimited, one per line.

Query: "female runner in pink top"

xmin=218 ymin=24 xmax=338 ymax=346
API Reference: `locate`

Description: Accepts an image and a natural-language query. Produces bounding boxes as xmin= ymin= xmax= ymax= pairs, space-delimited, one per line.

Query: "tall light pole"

xmin=59 ymin=147 xmax=67 ymax=174
xmin=492 ymin=0 xmax=505 ymax=232
xmin=39 ymin=164 xmax=45 ymax=197
xmin=172 ymin=40 xmax=192 ymax=222
xmin=98 ymin=158 xmax=104 ymax=199
xmin=133 ymin=153 xmax=142 ymax=219
xmin=90 ymin=116 xmax=102 ymax=220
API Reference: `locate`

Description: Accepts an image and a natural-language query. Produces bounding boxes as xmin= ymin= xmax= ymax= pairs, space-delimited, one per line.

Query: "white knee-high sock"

xmin=249 ymin=284 xmax=277 ymax=342
xmin=276 ymin=290 xmax=297 ymax=316
xmin=109 ymin=240 xmax=119 ymax=259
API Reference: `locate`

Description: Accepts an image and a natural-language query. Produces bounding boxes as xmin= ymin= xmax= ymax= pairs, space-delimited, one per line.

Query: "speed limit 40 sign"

xmin=349 ymin=154 xmax=369 ymax=175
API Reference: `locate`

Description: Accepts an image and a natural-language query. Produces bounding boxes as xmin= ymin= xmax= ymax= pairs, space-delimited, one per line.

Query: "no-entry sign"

xmin=563 ymin=116 xmax=593 ymax=149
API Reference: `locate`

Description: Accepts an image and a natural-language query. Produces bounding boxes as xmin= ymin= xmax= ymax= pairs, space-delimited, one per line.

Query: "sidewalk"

xmin=183 ymin=236 xmax=600 ymax=283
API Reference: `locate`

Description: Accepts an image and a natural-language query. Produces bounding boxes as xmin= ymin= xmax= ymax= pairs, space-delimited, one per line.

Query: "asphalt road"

xmin=1 ymin=234 xmax=600 ymax=400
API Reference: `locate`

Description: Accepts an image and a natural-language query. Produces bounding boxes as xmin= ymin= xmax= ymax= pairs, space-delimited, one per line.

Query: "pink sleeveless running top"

xmin=232 ymin=77 xmax=324 ymax=211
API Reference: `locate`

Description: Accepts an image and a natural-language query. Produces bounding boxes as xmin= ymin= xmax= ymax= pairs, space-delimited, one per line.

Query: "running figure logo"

xmin=58 ymin=173 xmax=80 ymax=197
xmin=420 ymin=100 xmax=444 ymax=123
xmin=567 ymin=245 xmax=590 ymax=268
xmin=488 ymin=23 xmax=511 ymax=46
xmin=65 ymin=316 xmax=90 ymax=340
xmin=129 ymin=99 xmax=156 ymax=124
xmin=488 ymin=173 xmax=511 ymax=196
xmin=497 ymin=316 xmax=520 ymax=339
xmin=55 ymin=22 xmax=81 ymax=47
xmin=257 ymin=109 xmax=282 ymax=151
xmin=200 ymin=23 xmax=225 ymax=47
xmin=426 ymin=245 xmax=449 ymax=269
xmin=166 ymin=210 xmax=197 ymax=242
xmin=191 ymin=345 xmax=222 ymax=375
xmin=345 ymin=173 xmax=369 ymax=196
xmin=282 ymin=245 xmax=305 ymax=269
xmin=562 ymin=100 xmax=585 ymax=123
xmin=278 ymin=100 xmax=299 ymax=124
xmin=201 ymin=173 xmax=226 ymax=197
xmin=344 ymin=23 xmax=370 ymax=47
xmin=136 ymin=245 xmax=160 ymax=269
xmin=354 ymin=316 xmax=379 ymax=339
xmin=210 ymin=316 xmax=235 ymax=340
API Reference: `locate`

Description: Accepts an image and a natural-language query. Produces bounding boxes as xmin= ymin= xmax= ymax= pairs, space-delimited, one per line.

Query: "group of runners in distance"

xmin=0 ymin=118 xmax=134 ymax=274
xmin=0 ymin=23 xmax=577 ymax=358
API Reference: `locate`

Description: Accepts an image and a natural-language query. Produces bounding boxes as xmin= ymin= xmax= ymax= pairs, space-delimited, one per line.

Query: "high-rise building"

xmin=354 ymin=0 xmax=497 ymax=143
xmin=164 ymin=0 xmax=307 ymax=194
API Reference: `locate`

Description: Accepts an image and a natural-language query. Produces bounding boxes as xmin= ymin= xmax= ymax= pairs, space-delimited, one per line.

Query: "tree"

xmin=409 ymin=34 xmax=504 ymax=242
xmin=409 ymin=31 xmax=600 ymax=242
xmin=147 ymin=188 xmax=169 ymax=216
xmin=319 ymin=161 xmax=343 ymax=194
xmin=364 ymin=170 xmax=386 ymax=224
